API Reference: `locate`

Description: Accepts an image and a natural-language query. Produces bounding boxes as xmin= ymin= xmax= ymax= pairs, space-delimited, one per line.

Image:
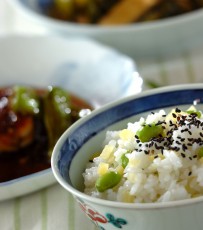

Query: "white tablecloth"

xmin=1 ymin=1 xmax=203 ymax=230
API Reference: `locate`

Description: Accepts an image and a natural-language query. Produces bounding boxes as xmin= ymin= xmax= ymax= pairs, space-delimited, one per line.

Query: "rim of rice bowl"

xmin=52 ymin=83 xmax=203 ymax=210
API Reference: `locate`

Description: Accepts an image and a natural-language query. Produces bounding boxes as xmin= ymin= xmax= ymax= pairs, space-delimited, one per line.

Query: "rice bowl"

xmin=52 ymin=84 xmax=203 ymax=230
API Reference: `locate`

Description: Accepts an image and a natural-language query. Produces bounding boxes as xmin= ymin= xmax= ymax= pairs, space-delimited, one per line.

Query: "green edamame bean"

xmin=186 ymin=110 xmax=201 ymax=118
xmin=121 ymin=154 xmax=129 ymax=168
xmin=198 ymin=147 xmax=203 ymax=158
xmin=136 ymin=123 xmax=163 ymax=142
xmin=95 ymin=171 xmax=122 ymax=192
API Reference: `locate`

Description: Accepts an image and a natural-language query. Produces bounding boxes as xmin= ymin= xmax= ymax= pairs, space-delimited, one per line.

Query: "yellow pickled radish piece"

xmin=100 ymin=145 xmax=114 ymax=160
xmin=119 ymin=129 xmax=135 ymax=141
xmin=97 ymin=162 xmax=109 ymax=176
xmin=115 ymin=165 xmax=124 ymax=175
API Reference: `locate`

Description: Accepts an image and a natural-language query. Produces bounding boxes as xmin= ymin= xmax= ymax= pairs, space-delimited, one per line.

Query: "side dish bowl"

xmin=0 ymin=35 xmax=140 ymax=201
xmin=52 ymin=84 xmax=203 ymax=230
xmin=8 ymin=0 xmax=203 ymax=58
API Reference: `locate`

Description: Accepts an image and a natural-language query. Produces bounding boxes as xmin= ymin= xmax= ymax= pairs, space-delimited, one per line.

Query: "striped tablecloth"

xmin=1 ymin=1 xmax=203 ymax=230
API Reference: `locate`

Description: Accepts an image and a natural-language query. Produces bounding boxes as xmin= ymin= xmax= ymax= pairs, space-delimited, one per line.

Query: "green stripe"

xmin=41 ymin=189 xmax=47 ymax=230
xmin=14 ymin=198 xmax=21 ymax=230
xmin=67 ymin=193 xmax=75 ymax=230
xmin=183 ymin=53 xmax=196 ymax=83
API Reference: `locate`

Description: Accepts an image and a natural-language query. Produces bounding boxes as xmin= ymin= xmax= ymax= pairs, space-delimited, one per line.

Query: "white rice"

xmin=83 ymin=106 xmax=203 ymax=203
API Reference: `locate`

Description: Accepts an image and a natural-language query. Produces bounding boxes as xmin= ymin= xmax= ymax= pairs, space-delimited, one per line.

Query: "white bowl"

xmin=0 ymin=34 xmax=140 ymax=201
xmin=8 ymin=0 xmax=203 ymax=58
xmin=52 ymin=84 xmax=203 ymax=230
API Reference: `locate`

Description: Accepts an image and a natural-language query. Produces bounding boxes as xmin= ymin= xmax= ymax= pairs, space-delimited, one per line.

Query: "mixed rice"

xmin=83 ymin=106 xmax=203 ymax=203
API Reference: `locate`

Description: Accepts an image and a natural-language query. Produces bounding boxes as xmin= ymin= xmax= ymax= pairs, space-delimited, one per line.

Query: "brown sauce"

xmin=0 ymin=86 xmax=92 ymax=182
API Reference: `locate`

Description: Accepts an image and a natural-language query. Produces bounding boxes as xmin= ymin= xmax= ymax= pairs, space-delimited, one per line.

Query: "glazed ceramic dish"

xmin=8 ymin=0 xmax=203 ymax=58
xmin=0 ymin=35 xmax=140 ymax=201
xmin=52 ymin=84 xmax=203 ymax=230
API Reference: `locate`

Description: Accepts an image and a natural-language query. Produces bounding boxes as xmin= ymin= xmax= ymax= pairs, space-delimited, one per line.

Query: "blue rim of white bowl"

xmin=9 ymin=0 xmax=203 ymax=32
xmin=52 ymin=83 xmax=203 ymax=209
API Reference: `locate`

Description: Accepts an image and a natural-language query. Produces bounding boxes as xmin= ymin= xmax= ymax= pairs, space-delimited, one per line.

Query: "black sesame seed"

xmin=188 ymin=138 xmax=194 ymax=142
xmin=176 ymin=141 xmax=181 ymax=145
xmin=175 ymin=108 xmax=181 ymax=113
xmin=172 ymin=113 xmax=177 ymax=118
xmin=144 ymin=150 xmax=149 ymax=155
xmin=181 ymin=153 xmax=186 ymax=158
xmin=182 ymin=144 xmax=188 ymax=151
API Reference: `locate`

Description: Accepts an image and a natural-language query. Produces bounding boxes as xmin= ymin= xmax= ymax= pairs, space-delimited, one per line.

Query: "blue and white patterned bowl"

xmin=52 ymin=84 xmax=203 ymax=230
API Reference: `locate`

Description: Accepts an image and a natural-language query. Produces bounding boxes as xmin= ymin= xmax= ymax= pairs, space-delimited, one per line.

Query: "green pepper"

xmin=95 ymin=171 xmax=122 ymax=192
xmin=136 ymin=123 xmax=163 ymax=142
xmin=43 ymin=87 xmax=73 ymax=157
xmin=11 ymin=86 xmax=40 ymax=115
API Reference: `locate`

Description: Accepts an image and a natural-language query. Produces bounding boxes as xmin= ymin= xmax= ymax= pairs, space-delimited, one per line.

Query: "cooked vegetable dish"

xmin=0 ymin=86 xmax=92 ymax=182
xmin=39 ymin=0 xmax=203 ymax=25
